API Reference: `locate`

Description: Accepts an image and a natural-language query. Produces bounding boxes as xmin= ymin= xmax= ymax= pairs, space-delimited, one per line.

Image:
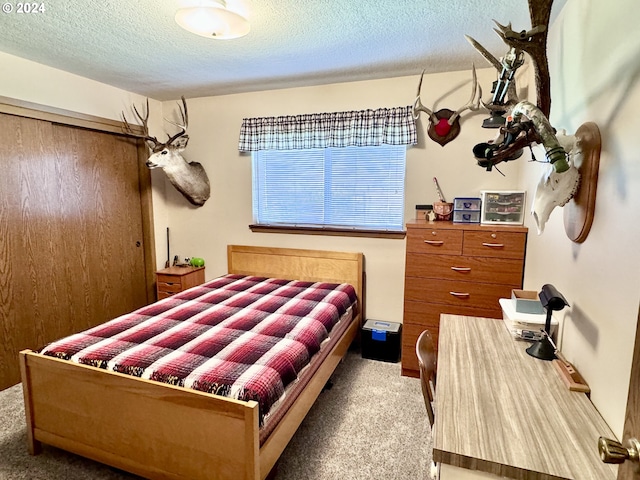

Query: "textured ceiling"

xmin=0 ymin=0 xmax=566 ymax=101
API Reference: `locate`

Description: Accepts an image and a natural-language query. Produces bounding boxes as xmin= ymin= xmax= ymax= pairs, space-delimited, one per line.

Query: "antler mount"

xmin=413 ymin=65 xmax=481 ymax=146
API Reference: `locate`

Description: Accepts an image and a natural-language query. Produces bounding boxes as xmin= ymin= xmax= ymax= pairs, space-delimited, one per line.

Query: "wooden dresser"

xmin=156 ymin=266 xmax=205 ymax=300
xmin=402 ymin=220 xmax=527 ymax=377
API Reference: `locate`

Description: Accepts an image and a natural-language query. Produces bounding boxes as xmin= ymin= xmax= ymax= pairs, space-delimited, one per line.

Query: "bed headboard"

xmin=227 ymin=245 xmax=364 ymax=319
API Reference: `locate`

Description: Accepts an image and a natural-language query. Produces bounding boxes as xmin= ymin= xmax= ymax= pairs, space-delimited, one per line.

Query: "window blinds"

xmin=252 ymin=145 xmax=406 ymax=231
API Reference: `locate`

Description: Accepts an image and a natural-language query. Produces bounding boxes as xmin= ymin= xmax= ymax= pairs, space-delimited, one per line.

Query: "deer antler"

xmin=465 ymin=35 xmax=520 ymax=111
xmin=448 ymin=64 xmax=482 ymax=125
xmin=414 ymin=67 xmax=481 ymax=125
xmin=164 ymin=96 xmax=189 ymax=145
xmin=413 ymin=71 xmax=438 ymax=123
xmin=413 ymin=65 xmax=484 ymax=146
xmin=122 ymin=98 xmax=160 ymax=148
xmin=491 ymin=0 xmax=554 ymax=117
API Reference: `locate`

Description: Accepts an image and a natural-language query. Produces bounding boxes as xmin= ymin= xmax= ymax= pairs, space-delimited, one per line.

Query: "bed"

xmin=19 ymin=245 xmax=364 ymax=480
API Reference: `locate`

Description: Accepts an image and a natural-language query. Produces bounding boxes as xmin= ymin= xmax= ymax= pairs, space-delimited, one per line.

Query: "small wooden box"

xmin=415 ymin=204 xmax=433 ymax=220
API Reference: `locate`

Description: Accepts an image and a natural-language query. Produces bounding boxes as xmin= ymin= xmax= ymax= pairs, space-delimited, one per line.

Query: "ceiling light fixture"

xmin=175 ymin=1 xmax=250 ymax=40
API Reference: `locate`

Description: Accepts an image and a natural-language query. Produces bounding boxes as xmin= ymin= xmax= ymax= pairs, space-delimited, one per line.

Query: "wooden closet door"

xmin=0 ymin=113 xmax=150 ymax=389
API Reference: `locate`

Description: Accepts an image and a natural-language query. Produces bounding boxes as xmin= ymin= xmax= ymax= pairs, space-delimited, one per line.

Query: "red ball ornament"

xmin=434 ymin=118 xmax=451 ymax=137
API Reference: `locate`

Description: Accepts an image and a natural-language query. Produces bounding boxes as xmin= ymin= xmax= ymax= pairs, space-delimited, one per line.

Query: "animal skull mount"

xmin=531 ymin=144 xmax=580 ymax=235
xmin=123 ymin=96 xmax=211 ymax=207
xmin=413 ymin=65 xmax=481 ymax=146
xmin=472 ymin=101 xmax=601 ymax=240
xmin=474 ymin=101 xmax=580 ymax=233
xmin=534 ymin=123 xmax=602 ymax=240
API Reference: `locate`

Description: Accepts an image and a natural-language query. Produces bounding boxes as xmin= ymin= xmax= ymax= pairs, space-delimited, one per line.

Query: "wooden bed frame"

xmin=19 ymin=245 xmax=364 ymax=480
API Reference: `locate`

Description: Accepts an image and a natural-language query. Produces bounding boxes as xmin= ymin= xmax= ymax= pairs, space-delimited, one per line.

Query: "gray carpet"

xmin=0 ymin=348 xmax=433 ymax=480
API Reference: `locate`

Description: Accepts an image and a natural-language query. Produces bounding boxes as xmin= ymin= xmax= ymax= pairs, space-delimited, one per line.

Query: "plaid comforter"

xmin=41 ymin=274 xmax=357 ymax=423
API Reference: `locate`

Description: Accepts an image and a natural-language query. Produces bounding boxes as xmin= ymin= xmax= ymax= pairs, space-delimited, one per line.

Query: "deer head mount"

xmin=123 ymin=96 xmax=211 ymax=207
xmin=413 ymin=64 xmax=481 ymax=146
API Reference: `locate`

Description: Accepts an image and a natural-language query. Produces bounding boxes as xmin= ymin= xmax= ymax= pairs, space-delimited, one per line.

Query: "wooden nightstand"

xmin=156 ymin=266 xmax=205 ymax=300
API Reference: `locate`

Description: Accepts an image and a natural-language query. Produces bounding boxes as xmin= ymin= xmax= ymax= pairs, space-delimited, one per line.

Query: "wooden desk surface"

xmin=434 ymin=315 xmax=618 ymax=480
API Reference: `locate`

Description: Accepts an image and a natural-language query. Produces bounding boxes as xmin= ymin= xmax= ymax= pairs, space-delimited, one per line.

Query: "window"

xmin=239 ymin=105 xmax=416 ymax=237
xmin=252 ymin=145 xmax=406 ymax=232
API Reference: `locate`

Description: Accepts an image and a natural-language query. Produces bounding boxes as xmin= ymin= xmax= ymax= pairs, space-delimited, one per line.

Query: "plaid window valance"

xmin=238 ymin=106 xmax=416 ymax=151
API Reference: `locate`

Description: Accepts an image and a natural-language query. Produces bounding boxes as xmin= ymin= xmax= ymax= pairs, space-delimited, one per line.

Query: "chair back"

xmin=416 ymin=329 xmax=437 ymax=426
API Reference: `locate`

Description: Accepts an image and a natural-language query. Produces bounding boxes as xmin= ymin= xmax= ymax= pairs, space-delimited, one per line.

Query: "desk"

xmin=434 ymin=315 xmax=618 ymax=480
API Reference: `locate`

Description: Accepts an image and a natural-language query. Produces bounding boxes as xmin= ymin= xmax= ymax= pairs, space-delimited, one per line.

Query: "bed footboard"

xmin=19 ymin=245 xmax=365 ymax=479
xmin=20 ymin=350 xmax=261 ymax=480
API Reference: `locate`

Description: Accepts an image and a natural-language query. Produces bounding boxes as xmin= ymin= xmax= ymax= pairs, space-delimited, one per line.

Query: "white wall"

xmin=0 ymin=51 xmax=156 ymax=122
xmin=517 ymin=0 xmax=640 ymax=437
xmin=160 ymin=67 xmax=526 ymax=326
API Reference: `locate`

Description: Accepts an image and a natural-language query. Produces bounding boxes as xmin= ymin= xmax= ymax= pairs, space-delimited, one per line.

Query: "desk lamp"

xmin=526 ymin=284 xmax=569 ymax=361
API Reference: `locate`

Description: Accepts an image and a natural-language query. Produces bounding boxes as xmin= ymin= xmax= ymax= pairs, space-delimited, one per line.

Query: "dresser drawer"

xmin=406 ymin=228 xmax=463 ymax=255
xmin=462 ymin=230 xmax=527 ymax=259
xmin=404 ymin=277 xmax=514 ymax=310
xmin=157 ymin=291 xmax=174 ymax=300
xmin=157 ymin=280 xmax=183 ymax=293
xmin=402 ymin=302 xmax=502 ymax=377
xmin=405 ymin=254 xmax=524 ymax=286
xmin=156 ymin=274 xmax=184 ymax=286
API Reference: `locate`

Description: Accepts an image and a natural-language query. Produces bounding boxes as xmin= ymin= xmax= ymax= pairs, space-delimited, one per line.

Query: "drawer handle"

xmin=450 ymin=267 xmax=471 ymax=272
xmin=449 ymin=291 xmax=470 ymax=297
xmin=424 ymin=240 xmax=444 ymax=245
xmin=482 ymin=242 xmax=505 ymax=248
